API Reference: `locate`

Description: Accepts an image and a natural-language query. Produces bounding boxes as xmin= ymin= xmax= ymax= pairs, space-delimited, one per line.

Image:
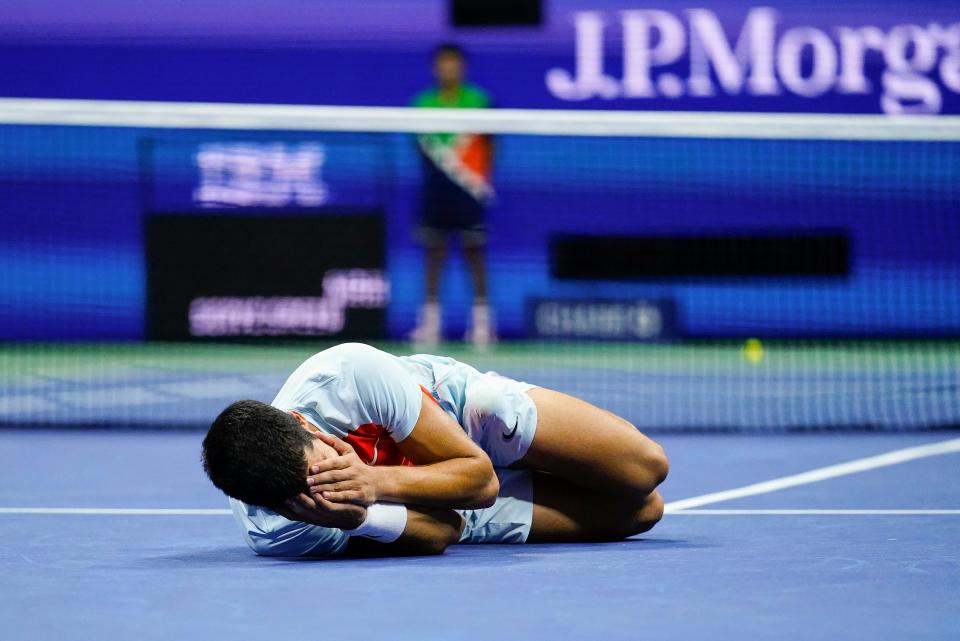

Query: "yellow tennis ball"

xmin=744 ymin=338 xmax=764 ymax=364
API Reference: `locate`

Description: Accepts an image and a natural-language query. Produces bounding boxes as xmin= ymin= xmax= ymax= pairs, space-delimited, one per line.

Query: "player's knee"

xmin=623 ymin=438 xmax=669 ymax=497
xmin=629 ymin=491 xmax=664 ymax=535
xmin=645 ymin=442 xmax=670 ymax=487
xmin=604 ymin=491 xmax=664 ymax=540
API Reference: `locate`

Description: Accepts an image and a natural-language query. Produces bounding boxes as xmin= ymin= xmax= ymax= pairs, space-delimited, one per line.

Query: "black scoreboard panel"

xmin=450 ymin=0 xmax=541 ymax=26
xmin=145 ymin=212 xmax=387 ymax=340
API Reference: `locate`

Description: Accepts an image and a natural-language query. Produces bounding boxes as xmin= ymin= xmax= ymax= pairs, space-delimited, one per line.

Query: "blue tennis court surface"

xmin=2 ymin=430 xmax=957 ymax=641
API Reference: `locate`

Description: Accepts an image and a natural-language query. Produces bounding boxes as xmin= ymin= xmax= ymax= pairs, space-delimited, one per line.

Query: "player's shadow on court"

xmin=498 ymin=538 xmax=703 ymax=554
xmin=145 ymin=547 xmax=256 ymax=566
xmin=147 ymin=538 xmax=703 ymax=568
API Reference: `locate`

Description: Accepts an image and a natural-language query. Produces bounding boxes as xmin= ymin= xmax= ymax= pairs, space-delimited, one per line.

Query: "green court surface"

xmin=3 ymin=339 xmax=958 ymax=375
xmin=1 ymin=341 xmax=958 ymax=431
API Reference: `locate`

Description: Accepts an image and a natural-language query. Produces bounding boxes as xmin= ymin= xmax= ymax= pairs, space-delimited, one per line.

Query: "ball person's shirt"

xmin=411 ymin=83 xmax=494 ymax=202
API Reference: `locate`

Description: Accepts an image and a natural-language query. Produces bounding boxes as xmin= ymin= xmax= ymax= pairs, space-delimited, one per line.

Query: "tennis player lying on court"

xmin=202 ymin=343 xmax=668 ymax=557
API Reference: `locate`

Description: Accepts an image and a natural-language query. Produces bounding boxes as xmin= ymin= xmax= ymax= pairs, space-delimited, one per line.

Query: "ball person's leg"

xmin=462 ymin=243 xmax=488 ymax=301
xmin=411 ymin=233 xmax=448 ymax=345
xmin=425 ymin=239 xmax=448 ymax=303
xmin=462 ymin=239 xmax=495 ymax=346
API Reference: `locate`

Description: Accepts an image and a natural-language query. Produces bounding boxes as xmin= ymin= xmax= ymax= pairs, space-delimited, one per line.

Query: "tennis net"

xmin=1 ymin=98 xmax=958 ymax=431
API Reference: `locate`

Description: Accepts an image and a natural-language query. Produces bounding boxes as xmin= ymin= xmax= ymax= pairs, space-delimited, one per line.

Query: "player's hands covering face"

xmin=275 ymin=492 xmax=367 ymax=530
xmin=306 ymin=433 xmax=380 ymax=506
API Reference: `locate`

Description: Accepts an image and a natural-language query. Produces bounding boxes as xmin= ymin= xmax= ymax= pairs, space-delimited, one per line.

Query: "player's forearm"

xmin=395 ymin=506 xmax=464 ymax=554
xmin=346 ymin=506 xmax=464 ymax=557
xmin=372 ymin=456 xmax=498 ymax=509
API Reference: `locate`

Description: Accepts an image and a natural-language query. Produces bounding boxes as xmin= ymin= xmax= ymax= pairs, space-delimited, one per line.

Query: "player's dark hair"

xmin=202 ymin=400 xmax=312 ymax=508
xmin=433 ymin=42 xmax=467 ymax=61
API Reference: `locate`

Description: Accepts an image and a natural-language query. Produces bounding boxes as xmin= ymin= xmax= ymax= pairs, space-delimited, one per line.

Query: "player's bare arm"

xmin=345 ymin=506 xmax=463 ymax=557
xmin=278 ymin=494 xmax=463 ymax=556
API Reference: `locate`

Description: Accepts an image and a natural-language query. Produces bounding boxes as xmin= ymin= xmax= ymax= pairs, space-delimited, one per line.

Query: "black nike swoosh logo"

xmin=502 ymin=418 xmax=519 ymax=441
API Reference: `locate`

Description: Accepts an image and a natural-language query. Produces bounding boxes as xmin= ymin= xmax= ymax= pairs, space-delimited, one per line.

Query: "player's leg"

xmin=528 ymin=473 xmax=664 ymax=543
xmin=519 ymin=387 xmax=669 ymax=502
xmin=456 ymin=469 xmax=662 ymax=545
xmin=458 ymin=372 xmax=667 ymax=500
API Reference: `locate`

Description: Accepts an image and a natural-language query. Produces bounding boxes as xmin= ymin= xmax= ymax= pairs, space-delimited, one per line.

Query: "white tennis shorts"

xmin=405 ymin=353 xmax=540 ymax=468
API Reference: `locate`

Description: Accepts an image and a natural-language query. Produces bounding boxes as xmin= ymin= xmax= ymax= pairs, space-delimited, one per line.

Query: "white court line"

xmin=664 ymin=436 xmax=960 ymax=513
xmin=670 ymin=509 xmax=960 ymax=515
xmin=0 ymin=507 xmax=231 ymax=515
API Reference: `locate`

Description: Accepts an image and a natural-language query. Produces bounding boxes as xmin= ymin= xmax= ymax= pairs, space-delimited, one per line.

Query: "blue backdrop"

xmin=2 ymin=1 xmax=959 ymax=115
xmin=2 ymin=124 xmax=958 ymax=340
xmin=1 ymin=1 xmax=959 ymax=341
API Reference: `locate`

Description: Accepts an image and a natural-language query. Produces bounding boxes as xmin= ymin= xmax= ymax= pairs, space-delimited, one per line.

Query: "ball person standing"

xmin=410 ymin=44 xmax=495 ymax=348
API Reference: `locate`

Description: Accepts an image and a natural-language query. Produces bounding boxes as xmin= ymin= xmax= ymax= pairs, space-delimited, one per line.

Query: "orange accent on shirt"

xmin=420 ymin=384 xmax=441 ymax=407
xmin=345 ymin=386 xmax=439 ymax=467
xmin=460 ymin=134 xmax=493 ymax=182
xmin=344 ymin=423 xmax=413 ymax=467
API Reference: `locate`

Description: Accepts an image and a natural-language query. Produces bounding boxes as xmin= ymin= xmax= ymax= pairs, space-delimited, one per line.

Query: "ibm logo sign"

xmin=194 ymin=143 xmax=330 ymax=208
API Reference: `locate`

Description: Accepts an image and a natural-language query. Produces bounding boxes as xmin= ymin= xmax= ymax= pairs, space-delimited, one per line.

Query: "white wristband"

xmin=343 ymin=502 xmax=408 ymax=543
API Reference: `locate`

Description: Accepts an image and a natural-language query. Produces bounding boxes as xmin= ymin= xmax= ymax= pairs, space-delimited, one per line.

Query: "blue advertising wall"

xmin=2 ymin=1 xmax=959 ymax=341
xmin=3 ymin=1 xmax=959 ymax=114
xmin=3 ymin=123 xmax=958 ymax=341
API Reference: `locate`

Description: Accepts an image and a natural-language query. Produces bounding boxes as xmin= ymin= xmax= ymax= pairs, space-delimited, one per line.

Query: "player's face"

xmin=288 ymin=410 xmax=338 ymax=471
xmin=433 ymin=53 xmax=465 ymax=88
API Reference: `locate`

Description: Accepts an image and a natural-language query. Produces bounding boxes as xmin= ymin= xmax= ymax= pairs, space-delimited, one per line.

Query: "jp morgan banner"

xmin=546 ymin=7 xmax=960 ymax=114
xmin=2 ymin=1 xmax=958 ymax=114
